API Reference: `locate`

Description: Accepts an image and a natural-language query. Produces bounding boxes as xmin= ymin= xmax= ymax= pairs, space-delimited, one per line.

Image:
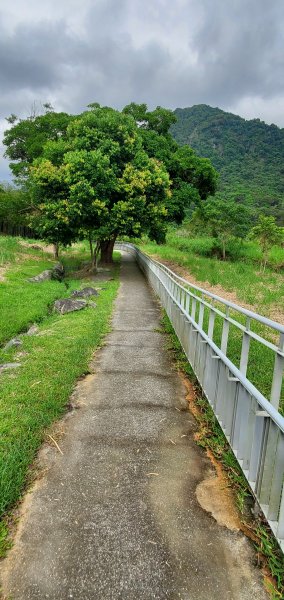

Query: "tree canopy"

xmin=3 ymin=109 xmax=72 ymax=181
xmin=191 ymin=197 xmax=252 ymax=259
xmin=3 ymin=102 xmax=218 ymax=262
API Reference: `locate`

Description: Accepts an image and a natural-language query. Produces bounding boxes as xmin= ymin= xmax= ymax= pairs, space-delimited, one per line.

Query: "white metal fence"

xmin=116 ymin=243 xmax=284 ymax=551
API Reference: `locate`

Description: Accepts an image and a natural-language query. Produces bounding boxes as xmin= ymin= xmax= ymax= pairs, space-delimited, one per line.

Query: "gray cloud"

xmin=1 ymin=0 xmax=284 ymax=181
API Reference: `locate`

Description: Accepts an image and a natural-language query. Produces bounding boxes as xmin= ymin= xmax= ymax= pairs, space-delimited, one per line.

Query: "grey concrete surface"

xmin=1 ymin=254 xmax=269 ymax=600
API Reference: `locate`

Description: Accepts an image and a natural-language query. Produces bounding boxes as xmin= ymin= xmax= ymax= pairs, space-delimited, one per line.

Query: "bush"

xmin=268 ymin=245 xmax=284 ymax=270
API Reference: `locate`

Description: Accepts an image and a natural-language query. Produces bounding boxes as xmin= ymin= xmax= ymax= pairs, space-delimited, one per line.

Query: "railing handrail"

xmin=116 ymin=242 xmax=284 ymax=549
xmin=120 ymin=242 xmax=284 ymax=335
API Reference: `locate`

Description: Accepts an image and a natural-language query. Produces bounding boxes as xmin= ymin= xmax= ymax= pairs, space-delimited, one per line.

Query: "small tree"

xmin=194 ymin=197 xmax=252 ymax=259
xmin=250 ymin=215 xmax=283 ymax=270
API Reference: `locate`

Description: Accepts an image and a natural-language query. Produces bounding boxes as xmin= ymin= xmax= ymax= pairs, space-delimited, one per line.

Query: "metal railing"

xmin=116 ymin=243 xmax=284 ymax=550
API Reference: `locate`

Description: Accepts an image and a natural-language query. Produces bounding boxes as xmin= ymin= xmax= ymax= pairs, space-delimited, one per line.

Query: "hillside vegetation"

xmin=171 ymin=105 xmax=284 ymax=222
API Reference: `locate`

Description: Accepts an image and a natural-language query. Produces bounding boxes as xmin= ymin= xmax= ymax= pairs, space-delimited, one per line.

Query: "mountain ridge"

xmin=170 ymin=104 xmax=284 ymax=222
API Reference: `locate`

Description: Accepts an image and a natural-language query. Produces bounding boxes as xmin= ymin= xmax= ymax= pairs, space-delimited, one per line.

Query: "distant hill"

xmin=171 ymin=105 xmax=284 ymax=223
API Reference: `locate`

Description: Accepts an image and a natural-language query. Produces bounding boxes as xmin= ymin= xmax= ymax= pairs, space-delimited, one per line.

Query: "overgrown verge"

xmin=0 ymin=246 xmax=120 ymax=557
xmin=161 ymin=312 xmax=284 ymax=599
xmin=139 ymin=238 xmax=284 ymax=313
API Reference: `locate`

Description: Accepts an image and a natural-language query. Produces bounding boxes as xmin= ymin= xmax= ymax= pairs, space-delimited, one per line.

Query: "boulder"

xmin=71 ymin=287 xmax=99 ymax=298
xmin=28 ymin=270 xmax=53 ymax=283
xmin=28 ymin=263 xmax=64 ymax=283
xmin=26 ymin=325 xmax=39 ymax=336
xmin=53 ymin=299 xmax=87 ymax=315
xmin=3 ymin=337 xmax=22 ymax=351
xmin=52 ymin=263 xmax=65 ymax=281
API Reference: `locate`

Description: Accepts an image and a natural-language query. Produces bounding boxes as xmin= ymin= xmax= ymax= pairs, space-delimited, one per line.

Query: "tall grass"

xmin=140 ymin=238 xmax=284 ymax=314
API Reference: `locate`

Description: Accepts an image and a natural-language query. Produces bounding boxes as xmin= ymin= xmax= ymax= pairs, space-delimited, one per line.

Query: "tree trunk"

xmin=89 ymin=235 xmax=94 ymax=260
xmin=99 ymin=238 xmax=116 ymax=264
xmin=222 ymin=240 xmax=226 ymax=260
xmin=92 ymin=241 xmax=100 ymax=271
xmin=53 ymin=242 xmax=59 ymax=259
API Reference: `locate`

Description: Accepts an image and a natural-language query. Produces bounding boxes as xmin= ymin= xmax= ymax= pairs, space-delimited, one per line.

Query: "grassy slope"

xmin=139 ymin=237 xmax=284 ymax=412
xmin=0 ymin=238 xmax=92 ymax=345
xmin=0 ymin=237 xmax=119 ymax=555
xmin=140 ymin=236 xmax=284 ymax=315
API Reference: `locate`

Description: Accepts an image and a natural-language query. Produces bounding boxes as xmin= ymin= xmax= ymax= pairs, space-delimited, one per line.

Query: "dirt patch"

xmin=0 ymin=267 xmax=6 ymax=282
xmin=196 ymin=457 xmax=242 ymax=532
xmin=19 ymin=241 xmax=55 ymax=255
xmin=181 ymin=374 xmax=243 ymax=532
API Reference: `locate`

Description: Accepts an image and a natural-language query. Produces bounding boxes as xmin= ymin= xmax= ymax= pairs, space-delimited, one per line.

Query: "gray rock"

xmin=3 ymin=337 xmax=22 ymax=351
xmin=28 ymin=270 xmax=53 ymax=283
xmin=71 ymin=287 xmax=99 ymax=298
xmin=53 ymin=299 xmax=87 ymax=315
xmin=0 ymin=362 xmax=21 ymax=372
xmin=26 ymin=325 xmax=39 ymax=336
xmin=52 ymin=263 xmax=65 ymax=282
xmin=28 ymin=263 xmax=64 ymax=283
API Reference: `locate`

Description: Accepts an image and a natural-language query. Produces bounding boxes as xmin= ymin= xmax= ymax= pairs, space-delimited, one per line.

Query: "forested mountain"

xmin=171 ymin=105 xmax=284 ymax=223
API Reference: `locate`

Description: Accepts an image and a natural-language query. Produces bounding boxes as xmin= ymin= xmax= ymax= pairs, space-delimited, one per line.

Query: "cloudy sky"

xmin=1 ymin=0 xmax=284 ymax=181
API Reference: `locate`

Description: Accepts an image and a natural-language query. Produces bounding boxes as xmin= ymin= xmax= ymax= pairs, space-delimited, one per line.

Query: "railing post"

xmin=240 ymin=317 xmax=251 ymax=376
xmin=221 ymin=307 xmax=230 ymax=354
xmin=270 ymin=333 xmax=284 ymax=411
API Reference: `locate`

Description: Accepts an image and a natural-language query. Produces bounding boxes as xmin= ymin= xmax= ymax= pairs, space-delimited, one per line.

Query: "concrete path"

xmin=1 ymin=254 xmax=268 ymax=600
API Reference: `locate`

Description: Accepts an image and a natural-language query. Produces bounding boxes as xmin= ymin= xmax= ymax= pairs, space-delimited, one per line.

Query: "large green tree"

xmin=30 ymin=107 xmax=171 ymax=262
xmin=4 ymin=102 xmax=218 ymax=263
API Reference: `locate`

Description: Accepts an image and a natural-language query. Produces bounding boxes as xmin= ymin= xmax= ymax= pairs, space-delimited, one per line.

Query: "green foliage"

xmin=192 ymin=197 xmax=252 ymax=259
xmin=3 ymin=110 xmax=73 ymax=181
xmin=29 ymin=107 xmax=171 ymax=251
xmin=171 ymin=105 xmax=284 ymax=223
xmin=122 ymin=102 xmax=177 ymax=134
xmin=0 ymin=184 xmax=32 ymax=232
xmin=250 ymin=215 xmax=283 ymax=269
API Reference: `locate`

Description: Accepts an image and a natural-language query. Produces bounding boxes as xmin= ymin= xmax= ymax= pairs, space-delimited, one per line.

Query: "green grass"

xmin=0 ymin=237 xmax=22 ymax=266
xmin=161 ymin=311 xmax=284 ymax=598
xmin=0 ymin=238 xmax=93 ymax=345
xmin=139 ymin=237 xmax=284 ymax=314
xmin=0 ymin=238 xmax=120 ymax=556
